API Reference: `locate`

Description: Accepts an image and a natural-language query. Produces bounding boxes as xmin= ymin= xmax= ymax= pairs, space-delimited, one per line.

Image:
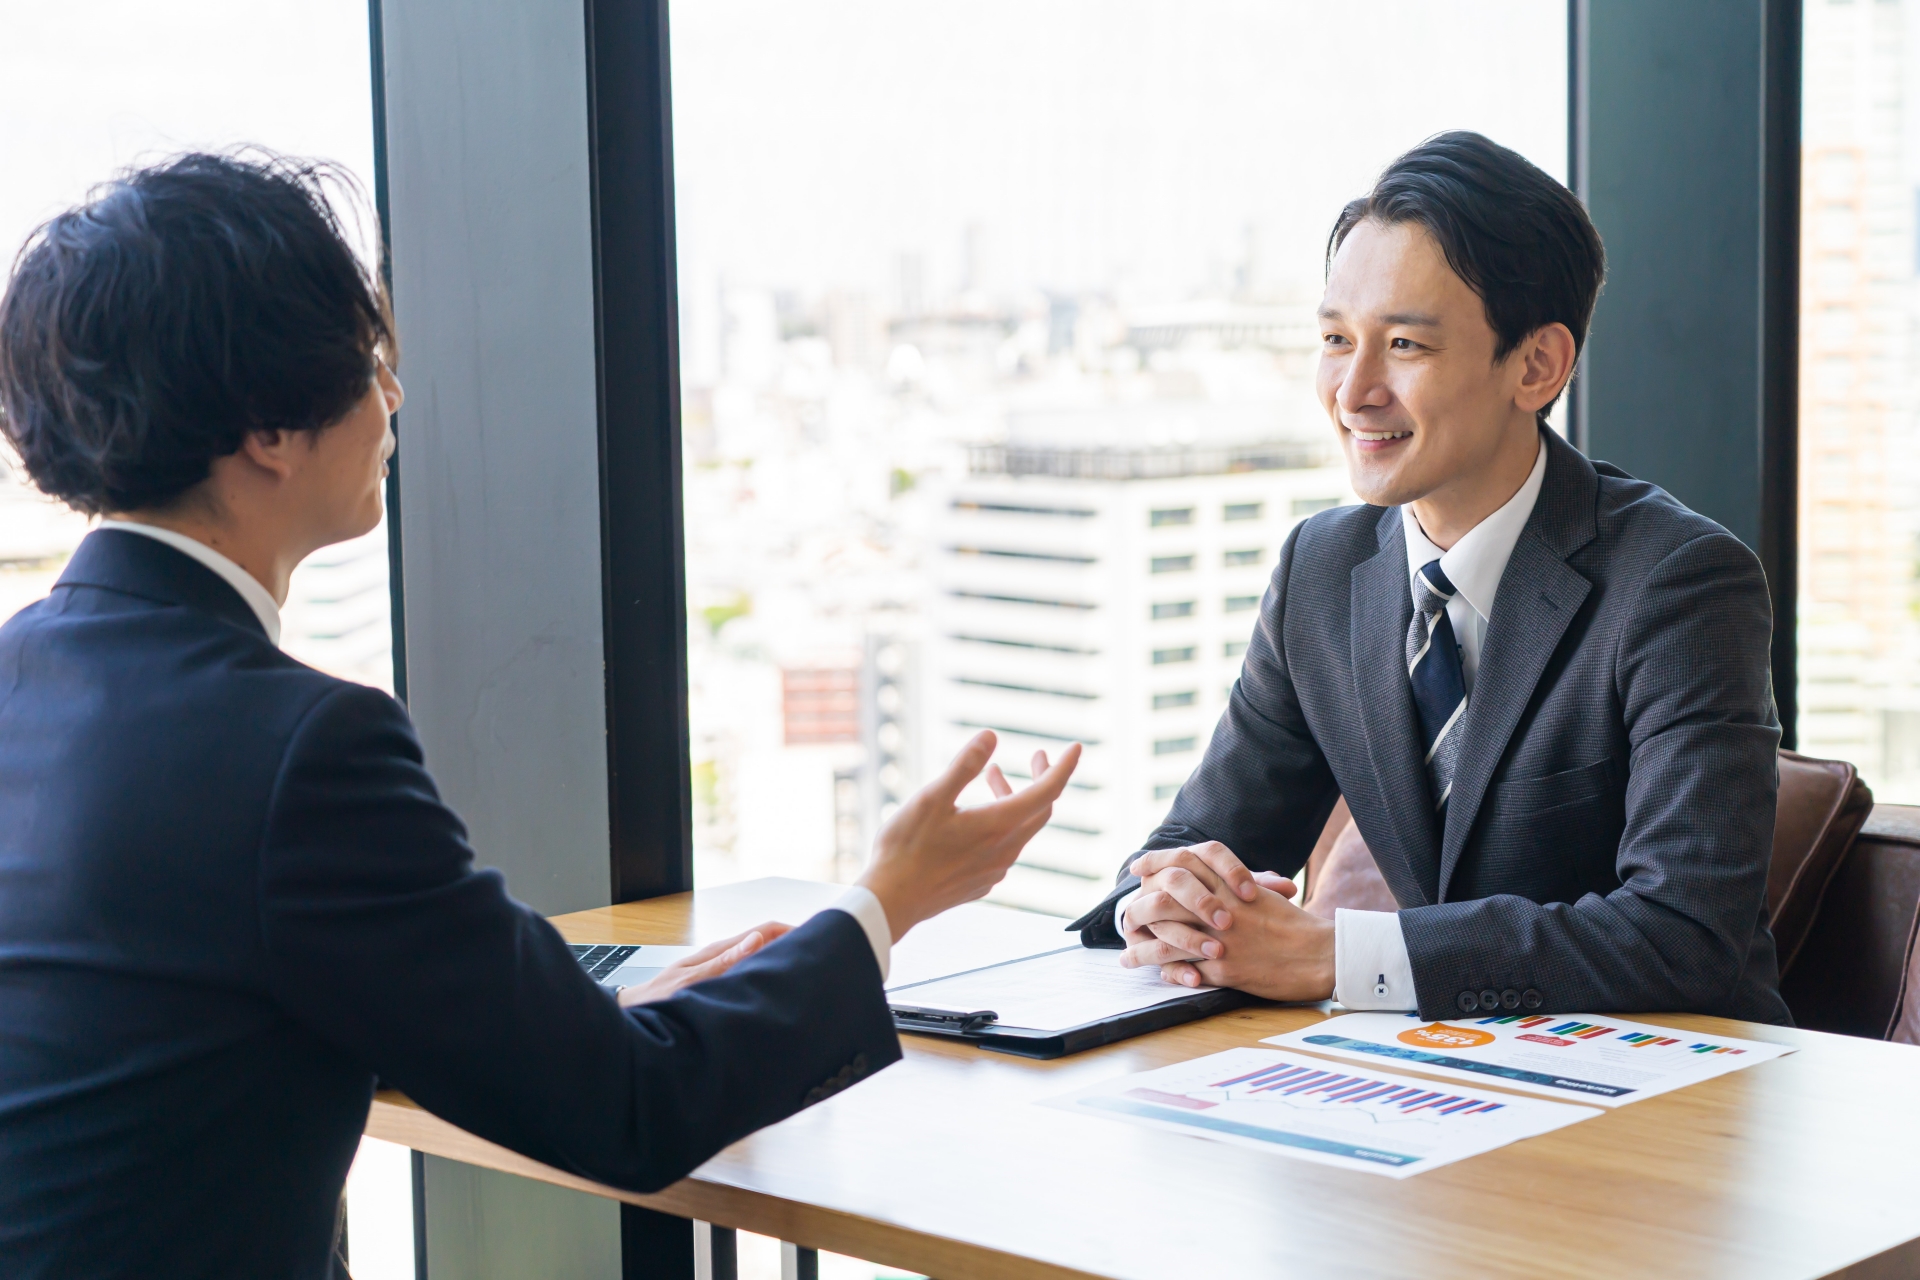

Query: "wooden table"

xmin=368 ymin=877 xmax=1920 ymax=1279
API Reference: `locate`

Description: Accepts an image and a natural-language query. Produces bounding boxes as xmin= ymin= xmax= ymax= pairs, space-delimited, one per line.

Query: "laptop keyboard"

xmin=570 ymin=943 xmax=640 ymax=980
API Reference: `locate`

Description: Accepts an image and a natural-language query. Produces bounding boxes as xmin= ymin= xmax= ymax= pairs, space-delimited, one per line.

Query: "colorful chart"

xmin=1264 ymin=1013 xmax=1794 ymax=1109
xmin=1048 ymin=1047 xmax=1599 ymax=1180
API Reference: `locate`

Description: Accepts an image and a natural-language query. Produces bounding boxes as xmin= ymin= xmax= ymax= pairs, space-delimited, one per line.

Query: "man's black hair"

xmin=0 ymin=150 xmax=394 ymax=515
xmin=1329 ymin=130 xmax=1605 ymax=421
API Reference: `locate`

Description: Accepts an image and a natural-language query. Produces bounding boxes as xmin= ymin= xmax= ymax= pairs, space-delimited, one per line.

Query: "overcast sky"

xmin=1 ymin=1 xmax=1564 ymax=312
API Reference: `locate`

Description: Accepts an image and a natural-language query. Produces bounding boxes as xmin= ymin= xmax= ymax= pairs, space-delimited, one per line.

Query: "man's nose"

xmin=1335 ymin=345 xmax=1392 ymax=415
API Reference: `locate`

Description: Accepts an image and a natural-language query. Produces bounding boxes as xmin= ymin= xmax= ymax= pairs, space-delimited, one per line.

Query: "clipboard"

xmin=887 ymin=945 xmax=1250 ymax=1059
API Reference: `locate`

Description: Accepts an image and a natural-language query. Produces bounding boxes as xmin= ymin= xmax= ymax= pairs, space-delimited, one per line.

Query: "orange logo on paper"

xmin=1398 ymin=1023 xmax=1496 ymax=1050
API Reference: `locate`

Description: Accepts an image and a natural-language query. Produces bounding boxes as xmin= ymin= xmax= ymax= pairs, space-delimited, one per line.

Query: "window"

xmin=1153 ymin=736 xmax=1198 ymax=756
xmin=1225 ymin=595 xmax=1261 ymax=613
xmin=1153 ymin=782 xmax=1183 ymax=801
xmin=1224 ymin=639 xmax=1250 ymax=658
xmin=1223 ymin=548 xmax=1265 ymax=567
xmin=1794 ymin=0 xmax=1920 ymax=801
xmin=1291 ymin=496 xmax=1341 ymax=517
xmin=0 ymin=5 xmax=393 ymax=695
xmin=673 ymin=0 xmax=1568 ymax=918
xmin=1152 ymin=690 xmax=1197 ymax=709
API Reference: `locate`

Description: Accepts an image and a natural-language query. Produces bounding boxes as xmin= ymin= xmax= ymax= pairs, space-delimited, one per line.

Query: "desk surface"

xmin=367 ymin=877 xmax=1920 ymax=1280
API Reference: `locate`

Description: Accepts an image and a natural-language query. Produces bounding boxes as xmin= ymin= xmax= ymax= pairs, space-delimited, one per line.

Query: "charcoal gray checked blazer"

xmin=0 ymin=529 xmax=901 ymax=1279
xmin=1071 ymin=428 xmax=1792 ymax=1025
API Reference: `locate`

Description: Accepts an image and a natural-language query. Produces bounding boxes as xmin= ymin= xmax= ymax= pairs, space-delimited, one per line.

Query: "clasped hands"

xmin=1118 ymin=842 xmax=1336 ymax=1002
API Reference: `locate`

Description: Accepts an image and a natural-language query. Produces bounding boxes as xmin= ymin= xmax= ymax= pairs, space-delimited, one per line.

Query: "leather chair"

xmin=1782 ymin=804 xmax=1920 ymax=1041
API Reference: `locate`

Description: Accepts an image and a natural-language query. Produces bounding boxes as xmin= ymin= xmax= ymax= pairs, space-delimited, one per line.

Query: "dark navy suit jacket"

xmin=0 ymin=529 xmax=900 ymax=1279
xmin=1075 ymin=430 xmax=1789 ymax=1025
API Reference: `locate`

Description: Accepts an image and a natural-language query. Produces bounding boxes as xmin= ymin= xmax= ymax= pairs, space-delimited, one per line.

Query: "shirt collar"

xmin=1401 ymin=435 xmax=1549 ymax=622
xmin=98 ymin=520 xmax=282 ymax=646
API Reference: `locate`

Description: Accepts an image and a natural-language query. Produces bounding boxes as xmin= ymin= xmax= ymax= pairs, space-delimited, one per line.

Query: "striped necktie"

xmin=1407 ymin=560 xmax=1467 ymax=810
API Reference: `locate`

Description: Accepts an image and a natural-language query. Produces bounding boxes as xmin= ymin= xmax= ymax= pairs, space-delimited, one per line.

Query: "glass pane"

xmin=674 ymin=1 xmax=1568 ymax=915
xmin=0 ymin=0 xmax=393 ymax=694
xmin=1795 ymin=0 xmax=1920 ymax=799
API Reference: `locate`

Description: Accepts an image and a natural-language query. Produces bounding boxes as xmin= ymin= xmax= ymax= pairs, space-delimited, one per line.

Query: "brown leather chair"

xmin=1783 ymin=804 xmax=1920 ymax=1041
xmin=1769 ymin=751 xmax=1874 ymax=974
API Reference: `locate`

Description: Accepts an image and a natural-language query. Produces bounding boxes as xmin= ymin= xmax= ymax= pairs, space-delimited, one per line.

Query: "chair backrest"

xmin=1781 ymin=804 xmax=1920 ymax=1039
xmin=1769 ymin=750 xmax=1875 ymax=976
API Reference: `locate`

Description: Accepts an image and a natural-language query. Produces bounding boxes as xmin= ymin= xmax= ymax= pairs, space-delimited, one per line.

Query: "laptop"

xmin=570 ymin=943 xmax=699 ymax=991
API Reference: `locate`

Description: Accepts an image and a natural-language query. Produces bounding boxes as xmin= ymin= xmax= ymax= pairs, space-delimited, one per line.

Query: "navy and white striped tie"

xmin=1407 ymin=560 xmax=1467 ymax=810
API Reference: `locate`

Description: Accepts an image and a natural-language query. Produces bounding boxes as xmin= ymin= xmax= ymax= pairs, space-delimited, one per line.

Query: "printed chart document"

xmin=1264 ymin=1012 xmax=1794 ymax=1108
xmin=1045 ymin=1046 xmax=1598 ymax=1179
xmin=889 ymin=946 xmax=1207 ymax=1030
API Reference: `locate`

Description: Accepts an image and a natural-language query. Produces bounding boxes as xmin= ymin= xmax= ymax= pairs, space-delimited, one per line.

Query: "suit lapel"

xmin=1436 ymin=433 xmax=1598 ymax=900
xmin=1350 ymin=510 xmax=1441 ymax=906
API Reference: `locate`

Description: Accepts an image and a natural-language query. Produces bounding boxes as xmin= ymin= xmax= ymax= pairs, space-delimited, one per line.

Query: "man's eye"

xmin=1390 ymin=337 xmax=1417 ymax=350
xmin=1323 ymin=334 xmax=1349 ymax=347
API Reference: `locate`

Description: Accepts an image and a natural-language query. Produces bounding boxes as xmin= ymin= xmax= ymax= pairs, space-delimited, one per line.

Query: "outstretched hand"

xmin=858 ymin=731 xmax=1081 ymax=941
xmin=615 ymin=921 xmax=795 ymax=1008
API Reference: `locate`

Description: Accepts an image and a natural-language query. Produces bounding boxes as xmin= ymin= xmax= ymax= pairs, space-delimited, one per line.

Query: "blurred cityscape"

xmin=1794 ymin=0 xmax=1920 ymax=800
xmin=678 ymin=263 xmax=1354 ymax=917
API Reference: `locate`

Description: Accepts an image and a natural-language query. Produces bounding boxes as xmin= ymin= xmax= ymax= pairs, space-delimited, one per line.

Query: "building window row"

xmin=950 ymin=589 xmax=1096 ymax=610
xmin=1150 ymin=554 xmax=1195 ymax=574
xmin=1223 ymin=548 xmax=1266 ymax=566
xmin=1150 ymin=549 xmax=1267 ymax=573
xmin=950 ymin=545 xmax=1096 ymax=565
xmin=953 ymin=676 xmax=1098 ymax=701
xmin=1153 ymin=782 xmax=1183 ymax=801
xmin=1152 ymin=690 xmax=1197 ymax=709
xmin=950 ymin=633 xmax=1099 ymax=655
xmin=1150 ymin=507 xmax=1194 ymax=527
xmin=1224 ymin=639 xmax=1249 ymax=658
xmin=1153 ymin=736 xmax=1198 ymax=756
xmin=1152 ymin=645 xmax=1197 ymax=665
xmin=952 ymin=500 xmax=1096 ymax=519
xmin=1151 ymin=596 xmax=1262 ymax=620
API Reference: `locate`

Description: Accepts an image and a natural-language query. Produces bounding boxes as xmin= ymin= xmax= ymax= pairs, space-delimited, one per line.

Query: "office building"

xmin=928 ymin=414 xmax=1352 ymax=915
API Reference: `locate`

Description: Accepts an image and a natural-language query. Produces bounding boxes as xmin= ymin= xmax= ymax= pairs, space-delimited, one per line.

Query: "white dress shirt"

xmin=97 ymin=521 xmax=899 ymax=978
xmin=1116 ymin=437 xmax=1549 ymax=1012
xmin=100 ymin=520 xmax=283 ymax=645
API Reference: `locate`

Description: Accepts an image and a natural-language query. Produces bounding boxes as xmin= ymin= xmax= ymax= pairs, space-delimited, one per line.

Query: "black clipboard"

xmin=888 ymin=946 xmax=1250 ymax=1059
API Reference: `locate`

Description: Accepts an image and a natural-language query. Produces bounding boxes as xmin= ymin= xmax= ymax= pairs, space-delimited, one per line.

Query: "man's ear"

xmin=1514 ymin=322 xmax=1578 ymax=417
xmin=236 ymin=428 xmax=303 ymax=483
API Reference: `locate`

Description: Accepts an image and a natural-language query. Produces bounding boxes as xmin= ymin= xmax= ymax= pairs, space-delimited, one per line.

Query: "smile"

xmin=1347 ymin=428 xmax=1412 ymax=442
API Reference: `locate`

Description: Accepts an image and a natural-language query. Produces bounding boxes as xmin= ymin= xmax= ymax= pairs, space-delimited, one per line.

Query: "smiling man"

xmin=1069 ymin=131 xmax=1790 ymax=1025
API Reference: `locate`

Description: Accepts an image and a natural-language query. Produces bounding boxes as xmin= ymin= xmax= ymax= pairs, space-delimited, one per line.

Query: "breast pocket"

xmin=1466 ymin=757 xmax=1625 ymax=902
xmin=1501 ymin=756 xmax=1619 ymax=817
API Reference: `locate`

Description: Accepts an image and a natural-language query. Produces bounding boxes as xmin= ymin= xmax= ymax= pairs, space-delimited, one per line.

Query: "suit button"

xmin=1478 ymin=989 xmax=1499 ymax=1012
xmin=1501 ymin=989 xmax=1521 ymax=1010
xmin=1521 ymin=989 xmax=1543 ymax=1010
xmin=1457 ymin=991 xmax=1479 ymax=1013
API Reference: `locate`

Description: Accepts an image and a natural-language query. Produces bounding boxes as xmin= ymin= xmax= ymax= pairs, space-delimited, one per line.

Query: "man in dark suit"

xmin=1071 ymin=131 xmax=1788 ymax=1026
xmin=0 ymin=153 xmax=1077 ymax=1278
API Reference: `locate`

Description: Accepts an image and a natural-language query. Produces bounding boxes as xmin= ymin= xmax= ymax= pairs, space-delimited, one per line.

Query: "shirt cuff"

xmin=1112 ymin=886 xmax=1144 ymax=938
xmin=1333 ymin=909 xmax=1416 ymax=1011
xmin=829 ymin=885 xmax=892 ymax=983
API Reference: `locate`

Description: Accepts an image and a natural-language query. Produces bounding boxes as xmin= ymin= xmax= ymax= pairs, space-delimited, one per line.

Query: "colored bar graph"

xmin=1547 ymin=1021 xmax=1617 ymax=1039
xmin=1204 ymin=1056 xmax=1510 ymax=1120
xmin=1477 ymin=1014 xmax=1553 ymax=1028
xmin=1618 ymin=1032 xmax=1681 ymax=1048
xmin=1687 ymin=1044 xmax=1746 ymax=1055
